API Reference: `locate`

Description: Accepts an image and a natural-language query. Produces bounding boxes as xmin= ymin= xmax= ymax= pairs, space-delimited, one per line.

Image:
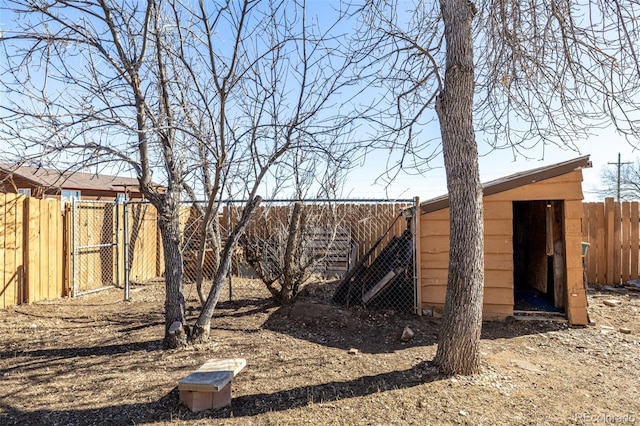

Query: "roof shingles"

xmin=0 ymin=164 xmax=141 ymax=193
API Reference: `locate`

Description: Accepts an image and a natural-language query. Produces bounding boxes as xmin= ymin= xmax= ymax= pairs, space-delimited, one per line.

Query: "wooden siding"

xmin=419 ymin=170 xmax=588 ymax=325
xmin=484 ymin=172 xmax=583 ymax=201
xmin=0 ymin=175 xmax=45 ymax=197
xmin=414 ymin=197 xmax=422 ymax=315
xmin=564 ymin=199 xmax=588 ymax=324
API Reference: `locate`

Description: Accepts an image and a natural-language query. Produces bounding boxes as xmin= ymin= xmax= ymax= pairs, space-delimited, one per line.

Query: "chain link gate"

xmin=70 ymin=199 xmax=121 ymax=296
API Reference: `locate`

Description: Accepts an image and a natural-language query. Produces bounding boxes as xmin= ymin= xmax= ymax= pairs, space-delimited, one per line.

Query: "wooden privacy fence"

xmin=0 ymin=195 xmax=163 ymax=309
xmin=68 ymin=201 xmax=163 ymax=296
xmin=0 ymin=193 xmax=64 ymax=309
xmin=231 ymin=201 xmax=413 ymax=266
xmin=181 ymin=200 xmax=414 ymax=280
xmin=121 ymin=202 xmax=163 ymax=284
xmin=582 ymin=197 xmax=640 ymax=285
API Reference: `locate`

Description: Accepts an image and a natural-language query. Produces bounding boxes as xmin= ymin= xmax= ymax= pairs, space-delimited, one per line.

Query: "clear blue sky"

xmin=312 ymin=1 xmax=640 ymax=203
xmin=2 ymin=1 xmax=637 ymax=203
xmin=342 ymin=126 xmax=638 ymax=202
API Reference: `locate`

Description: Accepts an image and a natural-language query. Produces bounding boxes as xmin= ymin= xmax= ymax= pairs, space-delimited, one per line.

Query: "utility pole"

xmin=608 ymin=153 xmax=632 ymax=202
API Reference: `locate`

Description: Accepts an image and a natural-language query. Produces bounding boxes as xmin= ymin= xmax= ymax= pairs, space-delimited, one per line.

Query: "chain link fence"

xmin=68 ymin=198 xmax=419 ymax=313
xmin=70 ymin=200 xmax=120 ymax=296
xmin=178 ymin=199 xmax=418 ymax=313
xmin=123 ymin=202 xmax=162 ymax=286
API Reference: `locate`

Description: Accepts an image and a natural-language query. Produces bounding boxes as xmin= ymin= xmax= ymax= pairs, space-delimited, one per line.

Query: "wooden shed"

xmin=419 ymin=155 xmax=591 ymax=325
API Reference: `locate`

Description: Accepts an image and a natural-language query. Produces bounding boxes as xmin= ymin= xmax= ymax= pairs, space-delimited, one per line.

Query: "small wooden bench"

xmin=178 ymin=358 xmax=246 ymax=412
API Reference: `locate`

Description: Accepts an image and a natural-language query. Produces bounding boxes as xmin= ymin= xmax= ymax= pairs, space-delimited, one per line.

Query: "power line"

xmin=607 ymin=153 xmax=632 ymax=202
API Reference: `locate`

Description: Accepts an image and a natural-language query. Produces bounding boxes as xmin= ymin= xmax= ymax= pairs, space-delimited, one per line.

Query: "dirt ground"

xmin=0 ymin=278 xmax=638 ymax=426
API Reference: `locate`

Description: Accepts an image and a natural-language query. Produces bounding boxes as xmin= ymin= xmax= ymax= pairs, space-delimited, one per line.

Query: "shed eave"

xmin=420 ymin=155 xmax=591 ymax=215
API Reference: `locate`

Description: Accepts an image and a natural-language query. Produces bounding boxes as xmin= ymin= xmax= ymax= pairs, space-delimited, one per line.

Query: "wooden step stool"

xmin=178 ymin=358 xmax=246 ymax=412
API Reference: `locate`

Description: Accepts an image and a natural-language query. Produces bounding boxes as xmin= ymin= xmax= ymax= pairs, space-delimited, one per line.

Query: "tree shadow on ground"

xmin=213 ymin=360 xmax=444 ymax=419
xmin=0 ymin=361 xmax=445 ymax=425
xmin=480 ymin=318 xmax=570 ymax=340
xmin=262 ymin=300 xmax=439 ymax=354
xmin=0 ymin=339 xmax=162 ymax=361
xmin=0 ymin=340 xmax=164 ymax=375
xmin=212 ymin=297 xmax=277 ymax=319
xmin=262 ymin=296 xmax=572 ymax=355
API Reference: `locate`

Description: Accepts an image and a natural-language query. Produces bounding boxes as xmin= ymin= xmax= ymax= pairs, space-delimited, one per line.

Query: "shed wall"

xmin=419 ymin=169 xmax=588 ymax=324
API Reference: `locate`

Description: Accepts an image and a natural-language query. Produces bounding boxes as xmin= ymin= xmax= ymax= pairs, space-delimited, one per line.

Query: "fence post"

xmin=227 ymin=199 xmax=233 ymax=301
xmin=413 ymin=196 xmax=422 ymax=315
xmin=584 ymin=202 xmax=598 ymax=284
xmin=63 ymin=202 xmax=72 ymax=297
xmin=632 ymin=202 xmax=639 ymax=280
xmin=115 ymin=198 xmax=120 ymax=289
xmin=614 ymin=199 xmax=622 ymax=284
xmin=70 ymin=198 xmax=77 ymax=297
xmin=605 ymin=197 xmax=615 ymax=284
xmin=1 ymin=194 xmax=25 ymax=308
xmin=595 ymin=201 xmax=606 ymax=284
xmin=124 ymin=200 xmax=130 ymax=301
xmin=622 ymin=201 xmax=631 ymax=282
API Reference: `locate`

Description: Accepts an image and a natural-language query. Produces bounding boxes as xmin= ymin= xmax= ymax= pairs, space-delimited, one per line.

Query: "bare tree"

xmin=239 ymin=140 xmax=349 ymax=305
xmin=0 ymin=0 xmax=359 ymax=346
xmin=355 ymin=0 xmax=640 ymax=374
xmin=242 ymin=201 xmax=312 ymax=304
xmin=157 ymin=0 xmax=359 ymax=342
xmin=241 ymin=199 xmax=346 ymax=305
xmin=0 ymin=0 xmax=193 ymax=348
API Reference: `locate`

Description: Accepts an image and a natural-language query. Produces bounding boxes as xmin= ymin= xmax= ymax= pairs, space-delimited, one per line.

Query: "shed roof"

xmin=420 ymin=155 xmax=592 ymax=214
xmin=0 ymin=164 xmax=143 ymax=193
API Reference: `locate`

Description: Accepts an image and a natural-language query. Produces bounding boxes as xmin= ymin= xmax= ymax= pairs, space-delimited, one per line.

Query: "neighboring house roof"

xmin=0 ymin=164 xmax=142 ymax=193
xmin=420 ymin=155 xmax=592 ymax=214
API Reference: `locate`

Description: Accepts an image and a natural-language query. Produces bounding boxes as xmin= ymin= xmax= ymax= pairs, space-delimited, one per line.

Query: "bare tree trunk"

xmin=433 ymin=0 xmax=485 ymax=375
xmin=280 ymin=201 xmax=304 ymax=304
xmin=194 ymin=197 xmax=221 ymax=305
xmin=157 ymin=193 xmax=187 ymax=349
xmin=190 ymin=196 xmax=262 ymax=343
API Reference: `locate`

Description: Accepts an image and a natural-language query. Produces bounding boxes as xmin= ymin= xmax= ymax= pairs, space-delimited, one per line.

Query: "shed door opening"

xmin=513 ymin=200 xmax=566 ymax=313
